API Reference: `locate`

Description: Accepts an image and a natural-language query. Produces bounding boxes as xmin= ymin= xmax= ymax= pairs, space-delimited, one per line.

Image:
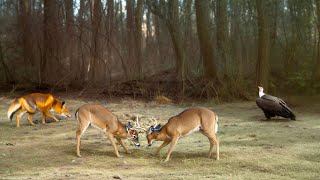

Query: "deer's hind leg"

xmin=202 ymin=130 xmax=219 ymax=160
xmin=76 ymin=121 xmax=90 ymax=157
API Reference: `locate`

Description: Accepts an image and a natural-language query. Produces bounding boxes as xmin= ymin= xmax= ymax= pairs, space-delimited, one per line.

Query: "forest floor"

xmin=0 ymin=93 xmax=319 ymax=179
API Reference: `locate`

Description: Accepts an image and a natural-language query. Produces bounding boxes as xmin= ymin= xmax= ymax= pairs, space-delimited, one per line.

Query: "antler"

xmin=132 ymin=115 xmax=147 ymax=132
xmin=129 ymin=115 xmax=159 ymax=133
xmin=150 ymin=116 xmax=158 ymax=127
xmin=123 ymin=113 xmax=159 ymax=133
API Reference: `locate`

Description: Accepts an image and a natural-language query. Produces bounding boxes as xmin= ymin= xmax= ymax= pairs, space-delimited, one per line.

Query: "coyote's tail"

xmin=7 ymin=99 xmax=21 ymax=121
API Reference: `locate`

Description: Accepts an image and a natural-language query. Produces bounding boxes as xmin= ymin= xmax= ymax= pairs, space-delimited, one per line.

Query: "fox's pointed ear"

xmin=61 ymin=101 xmax=65 ymax=108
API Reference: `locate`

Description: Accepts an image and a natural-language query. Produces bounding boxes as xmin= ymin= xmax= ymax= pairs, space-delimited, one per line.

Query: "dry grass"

xmin=0 ymin=95 xmax=320 ymax=179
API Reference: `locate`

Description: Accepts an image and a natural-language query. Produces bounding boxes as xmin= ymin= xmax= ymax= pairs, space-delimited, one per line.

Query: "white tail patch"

xmin=215 ymin=115 xmax=219 ymax=134
xmin=75 ymin=111 xmax=79 ymax=122
xmin=215 ymin=123 xmax=218 ymax=134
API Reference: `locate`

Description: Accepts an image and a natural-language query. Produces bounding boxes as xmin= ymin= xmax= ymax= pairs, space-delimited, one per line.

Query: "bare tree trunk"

xmin=256 ymin=0 xmax=270 ymax=90
xmin=89 ymin=0 xmax=104 ymax=84
xmin=230 ymin=0 xmax=243 ymax=78
xmin=0 ymin=41 xmax=13 ymax=83
xmin=167 ymin=0 xmax=186 ymax=81
xmin=153 ymin=0 xmax=163 ymax=70
xmin=195 ymin=0 xmax=217 ymax=79
xmin=106 ymin=0 xmax=114 ymax=81
xmin=270 ymin=0 xmax=279 ymax=47
xmin=216 ymin=0 xmax=228 ymax=77
xmin=183 ymin=0 xmax=192 ymax=77
xmin=135 ymin=0 xmax=143 ymax=79
xmin=77 ymin=0 xmax=86 ymax=85
xmin=126 ymin=0 xmax=136 ymax=79
xmin=19 ymin=0 xmax=33 ymax=66
xmin=65 ymin=0 xmax=75 ymax=85
xmin=43 ymin=0 xmax=60 ymax=85
xmin=146 ymin=7 xmax=151 ymax=45
xmin=314 ymin=0 xmax=320 ymax=81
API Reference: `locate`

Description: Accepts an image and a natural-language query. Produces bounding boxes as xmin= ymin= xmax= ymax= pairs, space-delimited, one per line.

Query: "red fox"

xmin=7 ymin=93 xmax=71 ymax=127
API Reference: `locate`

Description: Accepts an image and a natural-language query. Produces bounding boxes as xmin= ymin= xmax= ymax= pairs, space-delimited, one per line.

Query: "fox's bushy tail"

xmin=7 ymin=99 xmax=21 ymax=121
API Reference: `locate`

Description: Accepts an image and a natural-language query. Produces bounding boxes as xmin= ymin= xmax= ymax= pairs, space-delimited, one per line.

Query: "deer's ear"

xmin=148 ymin=126 xmax=154 ymax=134
xmin=127 ymin=122 xmax=133 ymax=128
xmin=155 ymin=124 xmax=161 ymax=130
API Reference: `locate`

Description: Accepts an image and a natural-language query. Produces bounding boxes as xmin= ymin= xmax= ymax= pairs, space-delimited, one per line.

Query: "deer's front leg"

xmin=116 ymin=138 xmax=130 ymax=154
xmin=106 ymin=132 xmax=122 ymax=158
xmin=153 ymin=139 xmax=170 ymax=156
xmin=165 ymin=136 xmax=179 ymax=162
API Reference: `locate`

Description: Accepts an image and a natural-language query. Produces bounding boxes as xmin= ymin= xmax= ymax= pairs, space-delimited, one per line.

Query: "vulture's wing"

xmin=277 ymin=98 xmax=296 ymax=120
xmin=256 ymin=95 xmax=283 ymax=112
xmin=259 ymin=94 xmax=296 ymax=120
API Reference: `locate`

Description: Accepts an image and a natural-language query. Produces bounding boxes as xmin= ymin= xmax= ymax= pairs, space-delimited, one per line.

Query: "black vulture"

xmin=256 ymin=86 xmax=296 ymax=120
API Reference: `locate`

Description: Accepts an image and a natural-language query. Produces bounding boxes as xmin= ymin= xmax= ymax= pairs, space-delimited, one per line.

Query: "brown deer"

xmin=146 ymin=107 xmax=219 ymax=162
xmin=75 ymin=104 xmax=140 ymax=158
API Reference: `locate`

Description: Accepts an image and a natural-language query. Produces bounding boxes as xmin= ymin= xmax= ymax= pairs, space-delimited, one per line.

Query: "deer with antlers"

xmin=145 ymin=107 xmax=219 ymax=162
xmin=75 ymin=104 xmax=141 ymax=158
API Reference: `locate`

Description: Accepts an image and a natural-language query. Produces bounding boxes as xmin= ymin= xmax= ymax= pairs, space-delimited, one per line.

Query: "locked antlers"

xmin=123 ymin=114 xmax=158 ymax=133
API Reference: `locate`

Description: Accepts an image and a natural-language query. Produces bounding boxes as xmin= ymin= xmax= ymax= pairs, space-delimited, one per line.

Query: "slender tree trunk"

xmin=0 ymin=41 xmax=13 ymax=83
xmin=270 ymin=0 xmax=279 ymax=46
xmin=183 ymin=0 xmax=192 ymax=77
xmin=135 ymin=0 xmax=143 ymax=79
xmin=153 ymin=0 xmax=162 ymax=69
xmin=256 ymin=0 xmax=270 ymax=90
xmin=314 ymin=0 xmax=320 ymax=81
xmin=43 ymin=0 xmax=59 ymax=85
xmin=216 ymin=0 xmax=228 ymax=77
xmin=195 ymin=0 xmax=217 ymax=79
xmin=19 ymin=0 xmax=33 ymax=66
xmin=167 ymin=0 xmax=186 ymax=81
xmin=89 ymin=0 xmax=104 ymax=84
xmin=146 ymin=7 xmax=151 ymax=45
xmin=77 ymin=0 xmax=86 ymax=85
xmin=126 ymin=0 xmax=136 ymax=79
xmin=65 ymin=0 xmax=75 ymax=85
xmin=230 ymin=0 xmax=243 ymax=78
xmin=106 ymin=0 xmax=114 ymax=78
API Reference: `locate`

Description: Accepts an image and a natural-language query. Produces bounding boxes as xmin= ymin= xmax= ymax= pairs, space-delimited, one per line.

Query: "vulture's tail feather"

xmin=280 ymin=104 xmax=296 ymax=120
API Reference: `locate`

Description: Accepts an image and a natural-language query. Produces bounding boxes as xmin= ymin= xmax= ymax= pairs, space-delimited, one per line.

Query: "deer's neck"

xmin=115 ymin=122 xmax=127 ymax=138
xmin=156 ymin=128 xmax=169 ymax=141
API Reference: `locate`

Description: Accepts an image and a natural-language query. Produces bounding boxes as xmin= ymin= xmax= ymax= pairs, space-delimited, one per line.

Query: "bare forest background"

xmin=0 ymin=0 xmax=320 ymax=100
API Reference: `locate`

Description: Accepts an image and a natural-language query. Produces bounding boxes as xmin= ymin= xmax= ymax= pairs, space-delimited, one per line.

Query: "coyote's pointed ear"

xmin=61 ymin=101 xmax=65 ymax=108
